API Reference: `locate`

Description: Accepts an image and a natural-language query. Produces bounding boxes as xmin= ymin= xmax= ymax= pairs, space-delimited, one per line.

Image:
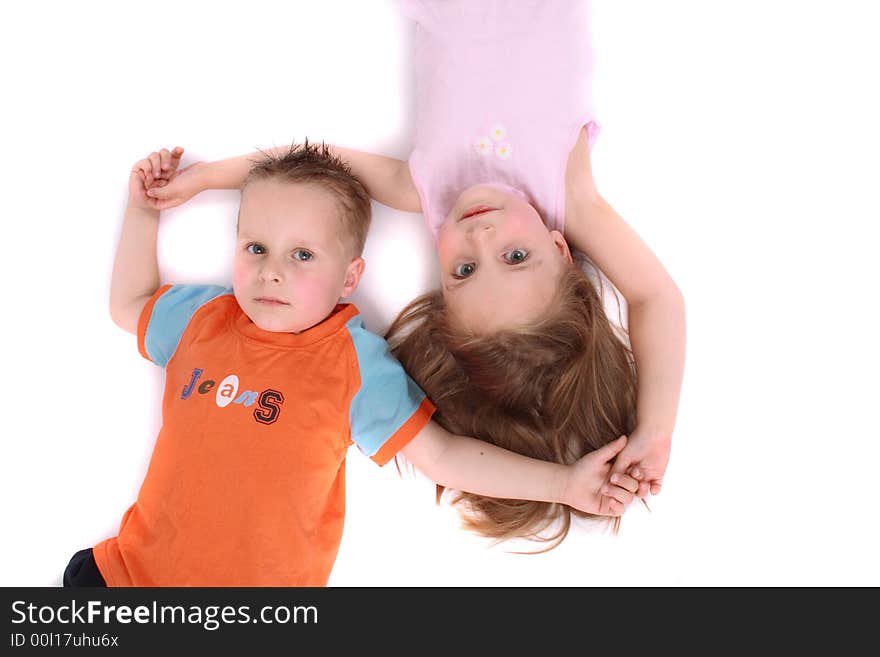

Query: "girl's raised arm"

xmin=563 ymin=127 xmax=686 ymax=496
xmin=148 ymin=144 xmax=422 ymax=214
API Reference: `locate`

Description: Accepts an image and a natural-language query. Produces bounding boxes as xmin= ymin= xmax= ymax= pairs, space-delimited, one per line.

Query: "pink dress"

xmin=404 ymin=0 xmax=600 ymax=238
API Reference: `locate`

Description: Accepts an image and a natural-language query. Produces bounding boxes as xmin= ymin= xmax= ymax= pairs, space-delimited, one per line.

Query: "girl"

xmin=147 ymin=0 xmax=685 ymax=549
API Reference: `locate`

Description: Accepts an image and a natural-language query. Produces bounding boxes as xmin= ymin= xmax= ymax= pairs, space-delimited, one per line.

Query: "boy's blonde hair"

xmin=386 ymin=260 xmax=638 ymax=550
xmin=243 ymin=140 xmax=372 ymax=257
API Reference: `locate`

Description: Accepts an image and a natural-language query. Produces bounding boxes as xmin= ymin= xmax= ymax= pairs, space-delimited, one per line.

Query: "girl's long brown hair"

xmin=385 ymin=258 xmax=638 ymax=551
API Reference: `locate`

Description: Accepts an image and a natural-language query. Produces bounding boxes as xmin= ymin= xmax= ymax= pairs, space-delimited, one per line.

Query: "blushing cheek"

xmin=232 ymin=259 xmax=250 ymax=292
xmin=296 ymin=278 xmax=334 ymax=314
xmin=434 ymin=230 xmax=455 ymax=268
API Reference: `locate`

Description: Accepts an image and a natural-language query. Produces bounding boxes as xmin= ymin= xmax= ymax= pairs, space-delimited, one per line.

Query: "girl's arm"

xmin=400 ymin=420 xmax=637 ymax=516
xmin=564 ymin=127 xmax=687 ymax=495
xmin=147 ymin=144 xmax=422 ymax=213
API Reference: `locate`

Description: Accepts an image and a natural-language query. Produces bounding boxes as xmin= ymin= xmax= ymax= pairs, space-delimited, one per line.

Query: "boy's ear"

xmin=341 ymin=257 xmax=366 ymax=297
xmin=550 ymin=230 xmax=573 ymax=264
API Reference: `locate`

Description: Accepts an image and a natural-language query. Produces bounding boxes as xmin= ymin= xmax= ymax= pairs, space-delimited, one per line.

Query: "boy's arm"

xmin=564 ymin=128 xmax=686 ymax=496
xmin=109 ymin=148 xmax=183 ymax=334
xmin=147 ymin=144 xmax=422 ymax=213
xmin=400 ymin=421 xmax=637 ymax=516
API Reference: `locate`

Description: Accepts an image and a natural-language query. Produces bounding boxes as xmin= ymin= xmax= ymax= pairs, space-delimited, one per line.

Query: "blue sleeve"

xmin=345 ymin=315 xmax=435 ymax=465
xmin=139 ymin=284 xmax=232 ymax=367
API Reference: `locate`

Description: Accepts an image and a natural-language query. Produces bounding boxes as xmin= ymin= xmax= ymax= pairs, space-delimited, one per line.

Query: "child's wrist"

xmin=126 ymin=202 xmax=159 ymax=219
xmin=191 ymin=161 xmax=213 ymax=192
xmin=201 ymin=159 xmax=238 ymax=191
xmin=633 ymin=424 xmax=673 ymax=444
xmin=556 ymin=464 xmax=574 ymax=507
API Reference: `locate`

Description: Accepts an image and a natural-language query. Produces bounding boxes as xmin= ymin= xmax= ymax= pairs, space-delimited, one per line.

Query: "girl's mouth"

xmin=459 ymin=205 xmax=497 ymax=221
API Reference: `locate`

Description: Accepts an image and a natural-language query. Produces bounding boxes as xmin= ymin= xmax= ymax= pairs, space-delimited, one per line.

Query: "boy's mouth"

xmin=459 ymin=205 xmax=497 ymax=221
xmin=255 ymin=297 xmax=289 ymax=306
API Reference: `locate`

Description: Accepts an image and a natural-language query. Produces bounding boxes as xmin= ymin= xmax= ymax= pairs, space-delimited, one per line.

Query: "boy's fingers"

xmin=650 ymin=480 xmax=662 ymax=495
xmin=603 ymin=497 xmax=623 ymax=517
xmin=595 ymin=435 xmax=627 ymax=463
xmin=159 ymin=148 xmax=172 ymax=172
xmin=609 ymin=473 xmax=639 ymax=493
xmin=132 ymin=159 xmax=153 ymax=181
xmin=601 ymin=485 xmax=633 ymax=506
xmin=148 ymin=152 xmax=161 ymax=179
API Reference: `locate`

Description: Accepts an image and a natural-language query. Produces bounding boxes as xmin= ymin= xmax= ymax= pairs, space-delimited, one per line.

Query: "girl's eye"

xmin=504 ymin=248 xmax=529 ymax=264
xmin=453 ymin=262 xmax=476 ymax=279
xmin=293 ymin=249 xmax=313 ymax=262
xmin=246 ymin=243 xmax=265 ymax=255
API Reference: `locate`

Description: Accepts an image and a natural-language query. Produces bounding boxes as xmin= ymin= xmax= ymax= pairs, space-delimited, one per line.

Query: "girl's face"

xmin=435 ymin=183 xmax=572 ymax=332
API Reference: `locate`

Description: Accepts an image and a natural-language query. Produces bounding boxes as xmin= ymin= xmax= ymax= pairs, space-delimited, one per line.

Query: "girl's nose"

xmin=467 ymin=221 xmax=494 ymax=236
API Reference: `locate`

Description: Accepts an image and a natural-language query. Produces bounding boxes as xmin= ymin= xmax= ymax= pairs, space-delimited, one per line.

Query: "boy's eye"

xmin=293 ymin=249 xmax=313 ymax=262
xmin=453 ymin=262 xmax=476 ymax=279
xmin=246 ymin=243 xmax=265 ymax=255
xmin=504 ymin=248 xmax=529 ymax=264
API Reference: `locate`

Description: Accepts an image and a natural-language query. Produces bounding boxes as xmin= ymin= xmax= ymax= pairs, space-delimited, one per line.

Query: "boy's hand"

xmin=561 ymin=436 xmax=639 ymax=516
xmin=608 ymin=428 xmax=671 ymax=498
xmin=129 ymin=147 xmax=184 ymax=212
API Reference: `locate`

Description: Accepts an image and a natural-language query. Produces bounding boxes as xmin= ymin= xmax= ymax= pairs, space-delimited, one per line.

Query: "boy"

xmin=63 ymin=143 xmax=638 ymax=587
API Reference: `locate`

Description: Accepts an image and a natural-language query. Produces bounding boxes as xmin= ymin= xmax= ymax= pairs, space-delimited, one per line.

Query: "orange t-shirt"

xmin=93 ymin=285 xmax=435 ymax=586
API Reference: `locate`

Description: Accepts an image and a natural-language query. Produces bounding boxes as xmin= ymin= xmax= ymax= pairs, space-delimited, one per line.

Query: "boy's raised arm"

xmin=148 ymin=144 xmax=422 ymax=214
xmin=109 ymin=147 xmax=183 ymax=334
xmin=400 ymin=420 xmax=638 ymax=517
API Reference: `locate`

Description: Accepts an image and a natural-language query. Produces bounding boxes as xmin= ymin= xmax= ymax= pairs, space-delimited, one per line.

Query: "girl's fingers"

xmin=159 ymin=148 xmax=172 ymax=173
xmin=609 ymin=473 xmax=639 ymax=493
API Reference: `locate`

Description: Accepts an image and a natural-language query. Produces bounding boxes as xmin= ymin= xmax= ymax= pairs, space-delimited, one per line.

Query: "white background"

xmin=1 ymin=0 xmax=878 ymax=587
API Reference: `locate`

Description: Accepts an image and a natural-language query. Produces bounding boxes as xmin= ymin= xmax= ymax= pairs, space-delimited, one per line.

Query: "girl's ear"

xmin=341 ymin=257 xmax=366 ymax=297
xmin=550 ymin=230 xmax=574 ymax=264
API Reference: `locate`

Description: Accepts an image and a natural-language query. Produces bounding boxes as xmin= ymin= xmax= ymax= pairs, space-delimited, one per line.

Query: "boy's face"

xmin=436 ymin=183 xmax=572 ymax=333
xmin=233 ymin=179 xmax=364 ymax=334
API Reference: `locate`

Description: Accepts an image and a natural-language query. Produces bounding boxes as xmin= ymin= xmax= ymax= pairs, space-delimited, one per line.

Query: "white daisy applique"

xmin=474 ymin=136 xmax=493 ymax=156
xmin=490 ymin=124 xmax=507 ymax=142
xmin=495 ymin=142 xmax=513 ymax=159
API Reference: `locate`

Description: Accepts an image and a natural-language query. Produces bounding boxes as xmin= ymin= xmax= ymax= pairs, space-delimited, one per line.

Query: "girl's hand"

xmin=608 ymin=428 xmax=672 ymax=498
xmin=562 ymin=436 xmax=639 ymax=516
xmin=128 ymin=147 xmax=184 ymax=211
xmin=144 ymin=156 xmax=206 ymax=210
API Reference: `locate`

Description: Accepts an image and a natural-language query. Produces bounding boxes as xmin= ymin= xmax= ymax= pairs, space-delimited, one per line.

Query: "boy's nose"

xmin=259 ymin=262 xmax=283 ymax=283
